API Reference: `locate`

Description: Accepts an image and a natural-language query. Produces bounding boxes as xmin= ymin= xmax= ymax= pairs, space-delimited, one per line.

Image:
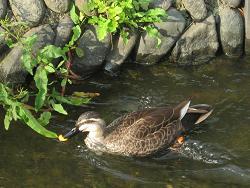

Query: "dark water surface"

xmin=1 ymin=54 xmax=250 ymax=187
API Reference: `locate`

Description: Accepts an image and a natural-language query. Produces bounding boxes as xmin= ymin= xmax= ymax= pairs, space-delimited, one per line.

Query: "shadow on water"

xmin=1 ymin=55 xmax=250 ymax=187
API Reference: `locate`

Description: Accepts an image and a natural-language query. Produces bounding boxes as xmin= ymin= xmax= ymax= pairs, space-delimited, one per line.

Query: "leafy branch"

xmin=0 ymin=6 xmax=92 ymax=138
xmin=77 ymin=0 xmax=167 ymax=46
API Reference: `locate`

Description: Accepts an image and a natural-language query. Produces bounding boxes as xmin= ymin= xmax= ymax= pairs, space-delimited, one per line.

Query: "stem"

xmin=61 ymin=51 xmax=73 ymax=96
xmin=22 ymin=103 xmax=52 ymax=112
xmin=0 ymin=22 xmax=20 ymax=41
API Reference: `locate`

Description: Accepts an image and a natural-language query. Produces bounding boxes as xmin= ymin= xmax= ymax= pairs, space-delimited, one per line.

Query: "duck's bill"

xmin=58 ymin=128 xmax=80 ymax=142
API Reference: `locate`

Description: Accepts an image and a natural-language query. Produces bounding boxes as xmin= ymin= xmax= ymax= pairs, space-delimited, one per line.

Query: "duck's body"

xmin=62 ymin=100 xmax=213 ymax=157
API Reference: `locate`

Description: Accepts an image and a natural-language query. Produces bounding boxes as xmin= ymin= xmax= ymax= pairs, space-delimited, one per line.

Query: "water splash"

xmin=177 ymin=139 xmax=233 ymax=164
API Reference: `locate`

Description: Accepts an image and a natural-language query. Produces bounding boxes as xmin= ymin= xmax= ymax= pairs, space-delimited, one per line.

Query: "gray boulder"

xmin=135 ymin=8 xmax=186 ymax=65
xmin=0 ymin=25 xmax=55 ymax=83
xmin=171 ymin=15 xmax=219 ymax=65
xmin=9 ymin=0 xmax=45 ymax=27
xmin=54 ymin=13 xmax=74 ymax=47
xmin=72 ymin=25 xmax=111 ymax=77
xmin=0 ymin=26 xmax=7 ymax=53
xmin=104 ymin=30 xmax=139 ymax=75
xmin=221 ymin=0 xmax=241 ymax=8
xmin=149 ymin=0 xmax=172 ymax=10
xmin=0 ymin=0 xmax=7 ymax=18
xmin=219 ymin=7 xmax=244 ymax=57
xmin=183 ymin=0 xmax=207 ymax=21
xmin=44 ymin=0 xmax=70 ymax=13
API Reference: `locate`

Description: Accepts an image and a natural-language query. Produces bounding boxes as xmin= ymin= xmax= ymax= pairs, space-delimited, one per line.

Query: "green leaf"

xmin=4 ymin=109 xmax=12 ymax=130
xmin=6 ymin=38 xmax=15 ymax=48
xmin=51 ymin=89 xmax=91 ymax=106
xmin=145 ymin=26 xmax=162 ymax=47
xmin=21 ymin=52 xmax=36 ymax=75
xmin=61 ymin=78 xmax=67 ymax=87
xmin=70 ymin=4 xmax=80 ymax=24
xmin=68 ymin=25 xmax=82 ymax=46
xmin=45 ymin=64 xmax=55 ymax=73
xmin=34 ymin=66 xmax=48 ymax=111
xmin=18 ymin=106 xmax=57 ymax=138
xmin=38 ymin=112 xmax=51 ymax=126
xmin=22 ymin=34 xmax=37 ymax=47
xmin=120 ymin=30 xmax=129 ymax=44
xmin=40 ymin=45 xmax=66 ymax=60
xmin=75 ymin=47 xmax=84 ymax=57
xmin=51 ymin=102 xmax=68 ymax=115
xmin=56 ymin=60 xmax=65 ymax=69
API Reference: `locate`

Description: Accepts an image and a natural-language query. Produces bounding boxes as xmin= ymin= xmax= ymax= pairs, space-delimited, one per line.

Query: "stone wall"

xmin=0 ymin=0 xmax=246 ymax=83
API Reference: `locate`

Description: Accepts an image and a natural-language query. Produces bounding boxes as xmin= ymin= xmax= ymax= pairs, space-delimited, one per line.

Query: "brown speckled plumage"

xmin=64 ymin=100 xmax=213 ymax=157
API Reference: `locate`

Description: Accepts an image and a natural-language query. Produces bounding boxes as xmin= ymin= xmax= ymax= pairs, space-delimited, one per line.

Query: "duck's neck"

xmin=84 ymin=122 xmax=105 ymax=145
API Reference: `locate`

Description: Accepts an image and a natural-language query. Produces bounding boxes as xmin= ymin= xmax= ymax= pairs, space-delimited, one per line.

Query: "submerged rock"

xmin=9 ymin=0 xmax=45 ymax=27
xmin=0 ymin=25 xmax=55 ymax=83
xmin=183 ymin=0 xmax=207 ymax=21
xmin=54 ymin=13 xmax=73 ymax=47
xmin=219 ymin=7 xmax=244 ymax=57
xmin=135 ymin=8 xmax=186 ymax=65
xmin=0 ymin=0 xmax=7 ymax=18
xmin=149 ymin=0 xmax=172 ymax=10
xmin=44 ymin=0 xmax=70 ymax=13
xmin=221 ymin=0 xmax=241 ymax=8
xmin=171 ymin=15 xmax=218 ymax=65
xmin=72 ymin=25 xmax=111 ymax=77
xmin=104 ymin=30 xmax=139 ymax=75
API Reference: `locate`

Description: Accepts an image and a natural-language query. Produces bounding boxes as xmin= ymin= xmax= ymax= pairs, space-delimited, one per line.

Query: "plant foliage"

xmin=0 ymin=7 xmax=92 ymax=138
xmin=78 ymin=0 xmax=167 ymax=45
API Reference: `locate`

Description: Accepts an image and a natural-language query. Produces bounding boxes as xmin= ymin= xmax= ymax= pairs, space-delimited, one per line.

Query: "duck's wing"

xmin=104 ymin=107 xmax=184 ymax=156
xmin=105 ymin=107 xmax=173 ymax=134
xmin=104 ymin=101 xmax=191 ymax=156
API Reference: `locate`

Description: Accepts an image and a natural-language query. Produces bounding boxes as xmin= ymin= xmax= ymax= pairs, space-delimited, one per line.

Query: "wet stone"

xmin=149 ymin=0 xmax=172 ymax=10
xmin=171 ymin=15 xmax=219 ymax=65
xmin=9 ymin=0 xmax=45 ymax=27
xmin=221 ymin=0 xmax=241 ymax=8
xmin=72 ymin=25 xmax=111 ymax=77
xmin=54 ymin=13 xmax=74 ymax=47
xmin=104 ymin=30 xmax=139 ymax=75
xmin=0 ymin=0 xmax=7 ymax=18
xmin=135 ymin=8 xmax=186 ymax=65
xmin=183 ymin=0 xmax=207 ymax=21
xmin=44 ymin=0 xmax=70 ymax=13
xmin=0 ymin=24 xmax=55 ymax=84
xmin=219 ymin=7 xmax=244 ymax=57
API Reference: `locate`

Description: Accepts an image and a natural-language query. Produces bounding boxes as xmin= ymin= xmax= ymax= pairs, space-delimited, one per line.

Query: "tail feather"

xmin=181 ymin=104 xmax=213 ymax=131
xmin=173 ymin=100 xmax=191 ymax=120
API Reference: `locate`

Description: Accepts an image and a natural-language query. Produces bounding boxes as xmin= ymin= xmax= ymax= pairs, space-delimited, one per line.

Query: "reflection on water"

xmin=0 ymin=55 xmax=250 ymax=187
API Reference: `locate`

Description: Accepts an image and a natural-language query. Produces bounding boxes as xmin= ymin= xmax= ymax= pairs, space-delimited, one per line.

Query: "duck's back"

xmin=103 ymin=107 xmax=184 ymax=157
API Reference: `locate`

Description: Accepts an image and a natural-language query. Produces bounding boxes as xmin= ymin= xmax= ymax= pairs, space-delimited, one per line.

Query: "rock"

xmin=54 ymin=13 xmax=74 ymax=47
xmin=75 ymin=0 xmax=87 ymax=11
xmin=104 ymin=30 xmax=139 ymax=75
xmin=0 ymin=25 xmax=55 ymax=83
xmin=9 ymin=0 xmax=45 ymax=27
xmin=44 ymin=0 xmax=70 ymax=13
xmin=219 ymin=8 xmax=244 ymax=57
xmin=135 ymin=8 xmax=186 ymax=65
xmin=72 ymin=25 xmax=111 ymax=77
xmin=221 ymin=0 xmax=241 ymax=8
xmin=149 ymin=0 xmax=172 ymax=10
xmin=183 ymin=0 xmax=207 ymax=21
xmin=171 ymin=15 xmax=219 ymax=65
xmin=0 ymin=0 xmax=7 ymax=18
xmin=0 ymin=26 xmax=7 ymax=53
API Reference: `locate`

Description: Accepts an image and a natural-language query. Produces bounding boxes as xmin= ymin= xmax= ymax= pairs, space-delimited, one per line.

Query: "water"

xmin=0 ymin=54 xmax=250 ymax=187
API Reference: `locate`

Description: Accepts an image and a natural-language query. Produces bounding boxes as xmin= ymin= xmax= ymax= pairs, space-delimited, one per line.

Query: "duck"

xmin=59 ymin=100 xmax=213 ymax=157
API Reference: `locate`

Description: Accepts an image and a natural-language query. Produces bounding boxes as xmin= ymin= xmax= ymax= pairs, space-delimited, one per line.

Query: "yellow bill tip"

xmin=58 ymin=134 xmax=68 ymax=142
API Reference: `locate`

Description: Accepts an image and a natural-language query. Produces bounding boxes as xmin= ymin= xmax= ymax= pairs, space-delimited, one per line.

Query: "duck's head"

xmin=59 ymin=111 xmax=105 ymax=141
